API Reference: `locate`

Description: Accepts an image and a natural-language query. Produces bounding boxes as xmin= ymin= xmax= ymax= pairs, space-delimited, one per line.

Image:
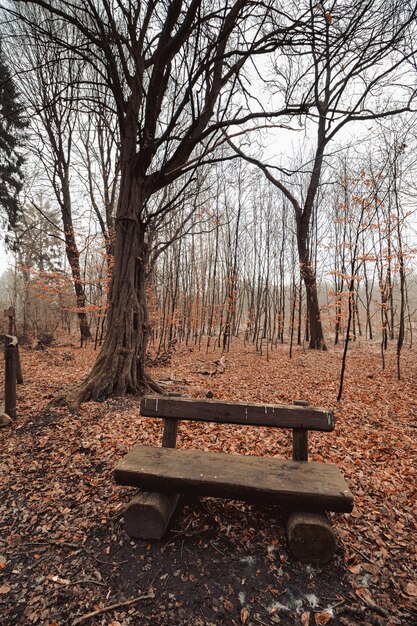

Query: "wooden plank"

xmin=114 ymin=446 xmax=353 ymax=513
xmin=141 ymin=395 xmax=335 ymax=432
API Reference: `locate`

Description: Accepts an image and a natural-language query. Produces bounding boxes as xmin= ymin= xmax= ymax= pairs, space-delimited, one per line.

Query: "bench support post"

xmin=287 ymin=400 xmax=337 ymax=564
xmin=292 ymin=400 xmax=309 ymax=462
xmin=292 ymin=429 xmax=308 ymax=461
xmin=124 ymin=492 xmax=180 ymax=540
xmin=162 ymin=418 xmax=178 ymax=448
xmin=286 ymin=511 xmax=336 ymax=564
xmin=124 ymin=414 xmax=180 ymax=540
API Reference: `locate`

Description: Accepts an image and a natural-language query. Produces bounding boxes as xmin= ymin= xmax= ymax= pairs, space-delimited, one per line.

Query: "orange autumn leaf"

xmin=405 ymin=582 xmax=417 ymax=597
xmin=224 ymin=599 xmax=234 ymax=613
xmin=315 ymin=610 xmax=333 ymax=625
xmin=301 ymin=611 xmax=311 ymax=625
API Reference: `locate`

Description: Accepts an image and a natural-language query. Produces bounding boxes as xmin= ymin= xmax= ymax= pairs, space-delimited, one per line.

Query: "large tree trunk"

xmin=67 ymin=175 xmax=162 ymax=406
xmin=297 ymin=218 xmax=326 ymax=351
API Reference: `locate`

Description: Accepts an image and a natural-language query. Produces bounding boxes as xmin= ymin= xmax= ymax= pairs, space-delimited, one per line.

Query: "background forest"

xmin=1 ymin=3 xmax=417 ymax=626
xmin=0 ymin=0 xmax=416 ymax=397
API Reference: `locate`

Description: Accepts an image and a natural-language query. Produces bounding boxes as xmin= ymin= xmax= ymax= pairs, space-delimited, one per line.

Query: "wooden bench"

xmin=114 ymin=395 xmax=354 ymax=564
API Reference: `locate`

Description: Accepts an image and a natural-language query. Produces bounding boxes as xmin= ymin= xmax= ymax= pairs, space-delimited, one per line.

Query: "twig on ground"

xmin=161 ymin=520 xmax=193 ymax=552
xmin=210 ymin=541 xmax=227 ymax=557
xmin=21 ymin=540 xmax=81 ymax=550
xmin=256 ymin=600 xmax=273 ymax=614
xmin=72 ymin=589 xmax=155 ymax=624
xmin=253 ymin=616 xmax=272 ymax=626
xmin=93 ymin=555 xmax=129 ymax=565
xmin=349 ymin=545 xmax=373 ymax=563
xmin=340 ymin=604 xmax=389 ymax=619
xmin=329 ymin=598 xmax=346 ymax=610
xmin=67 ymin=578 xmax=108 ymax=588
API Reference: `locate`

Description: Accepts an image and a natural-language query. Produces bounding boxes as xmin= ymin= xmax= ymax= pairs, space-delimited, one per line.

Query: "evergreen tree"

xmin=0 ymin=39 xmax=26 ymax=237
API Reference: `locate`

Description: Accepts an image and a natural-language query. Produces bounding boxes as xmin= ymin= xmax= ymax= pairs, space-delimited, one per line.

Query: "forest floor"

xmin=0 ymin=338 xmax=416 ymax=626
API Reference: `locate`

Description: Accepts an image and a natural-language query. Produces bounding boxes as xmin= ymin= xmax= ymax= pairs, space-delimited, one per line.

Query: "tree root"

xmin=309 ymin=340 xmax=328 ymax=351
xmin=64 ymin=369 xmax=167 ymax=413
xmin=142 ymin=372 xmax=166 ymax=395
xmin=46 ymin=393 xmax=68 ymax=409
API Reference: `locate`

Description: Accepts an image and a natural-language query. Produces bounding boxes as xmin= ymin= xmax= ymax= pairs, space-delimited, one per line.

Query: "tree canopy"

xmin=0 ymin=39 xmax=26 ymax=240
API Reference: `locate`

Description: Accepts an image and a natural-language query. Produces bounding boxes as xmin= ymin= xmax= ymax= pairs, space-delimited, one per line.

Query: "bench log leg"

xmin=124 ymin=492 xmax=180 ymax=540
xmin=286 ymin=511 xmax=336 ymax=564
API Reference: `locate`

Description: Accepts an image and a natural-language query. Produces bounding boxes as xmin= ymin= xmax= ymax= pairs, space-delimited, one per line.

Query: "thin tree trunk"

xmin=297 ymin=219 xmax=326 ymax=350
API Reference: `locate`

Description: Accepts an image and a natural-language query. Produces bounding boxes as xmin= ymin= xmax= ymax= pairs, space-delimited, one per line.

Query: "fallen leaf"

xmin=362 ymin=563 xmax=378 ymax=576
xmin=355 ymin=587 xmax=376 ymax=607
xmin=405 ymin=582 xmax=417 ymax=597
xmin=0 ymin=584 xmax=11 ymax=594
xmin=301 ymin=611 xmax=310 ymax=625
xmin=224 ymin=599 xmax=234 ymax=613
xmin=50 ymin=575 xmax=71 ymax=585
xmin=347 ymin=564 xmax=361 ymax=575
xmin=240 ymin=607 xmax=249 ymax=624
xmin=315 ymin=610 xmax=333 ymax=625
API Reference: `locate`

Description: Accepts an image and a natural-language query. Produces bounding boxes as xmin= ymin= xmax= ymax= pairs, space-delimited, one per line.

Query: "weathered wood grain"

xmin=114 ymin=446 xmax=353 ymax=513
xmin=162 ymin=418 xmax=178 ymax=448
xmin=4 ymin=337 xmax=17 ymax=420
xmin=124 ymin=491 xmax=180 ymax=540
xmin=292 ymin=400 xmax=309 ymax=461
xmin=141 ymin=395 xmax=335 ymax=431
xmin=286 ymin=511 xmax=337 ymax=564
xmin=292 ymin=429 xmax=308 ymax=461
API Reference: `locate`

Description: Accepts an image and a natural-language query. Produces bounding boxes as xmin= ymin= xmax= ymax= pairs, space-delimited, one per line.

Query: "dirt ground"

xmin=0 ymin=339 xmax=416 ymax=625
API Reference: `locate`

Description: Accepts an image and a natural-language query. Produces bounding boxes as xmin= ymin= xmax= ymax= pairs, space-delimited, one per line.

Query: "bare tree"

xmin=228 ymin=0 xmax=417 ymax=349
xmin=7 ymin=15 xmax=92 ymax=341
xmin=5 ymin=0 xmax=305 ymax=404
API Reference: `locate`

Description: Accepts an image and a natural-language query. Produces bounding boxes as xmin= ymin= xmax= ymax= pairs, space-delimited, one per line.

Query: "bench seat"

xmin=114 ymin=445 xmax=354 ymax=513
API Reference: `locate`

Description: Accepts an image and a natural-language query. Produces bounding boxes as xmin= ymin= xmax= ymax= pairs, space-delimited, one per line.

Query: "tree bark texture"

xmin=297 ymin=217 xmax=326 ymax=350
xmin=67 ymin=171 xmax=162 ymax=405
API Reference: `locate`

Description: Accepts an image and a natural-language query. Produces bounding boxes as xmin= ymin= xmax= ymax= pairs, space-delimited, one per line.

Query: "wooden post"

xmin=287 ymin=399 xmax=337 ymax=564
xmin=286 ymin=511 xmax=336 ymax=564
xmin=162 ymin=418 xmax=179 ymax=448
xmin=124 ymin=492 xmax=180 ymax=540
xmin=124 ymin=407 xmax=180 ymax=540
xmin=4 ymin=335 xmax=17 ymax=419
xmin=292 ymin=400 xmax=309 ymax=462
xmin=4 ymin=308 xmax=23 ymax=384
xmin=4 ymin=306 xmax=14 ymax=335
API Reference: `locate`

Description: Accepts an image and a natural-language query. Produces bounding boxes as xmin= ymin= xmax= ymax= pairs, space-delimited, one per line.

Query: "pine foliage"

xmin=0 ymin=39 xmax=27 ymax=235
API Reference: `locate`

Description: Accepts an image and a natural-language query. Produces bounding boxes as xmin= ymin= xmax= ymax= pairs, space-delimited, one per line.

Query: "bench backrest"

xmin=141 ymin=395 xmax=334 ymax=432
xmin=141 ymin=395 xmax=335 ymax=462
